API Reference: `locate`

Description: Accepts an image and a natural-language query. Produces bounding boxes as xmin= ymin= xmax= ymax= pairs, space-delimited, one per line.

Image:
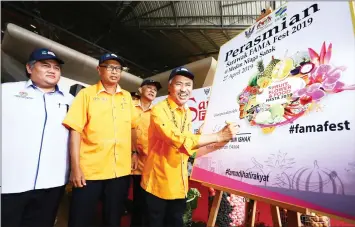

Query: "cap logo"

xmin=180 ymin=67 xmax=188 ymax=72
xmin=111 ymin=54 xmax=118 ymax=57
xmin=47 ymin=51 xmax=55 ymax=56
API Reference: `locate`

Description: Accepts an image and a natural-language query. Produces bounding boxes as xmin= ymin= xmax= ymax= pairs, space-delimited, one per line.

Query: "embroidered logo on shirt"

xmin=93 ymin=97 xmax=108 ymax=101
xmin=14 ymin=91 xmax=33 ymax=99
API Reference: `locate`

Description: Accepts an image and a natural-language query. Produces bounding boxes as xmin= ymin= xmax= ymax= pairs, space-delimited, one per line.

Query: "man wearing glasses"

xmin=63 ymin=53 xmax=137 ymax=227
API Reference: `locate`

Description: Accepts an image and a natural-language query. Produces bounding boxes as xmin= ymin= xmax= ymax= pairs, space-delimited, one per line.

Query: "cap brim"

xmin=37 ymin=56 xmax=65 ymax=64
xmin=142 ymin=81 xmax=162 ymax=91
xmin=101 ymin=57 xmax=126 ymax=67
xmin=172 ymin=71 xmax=194 ymax=81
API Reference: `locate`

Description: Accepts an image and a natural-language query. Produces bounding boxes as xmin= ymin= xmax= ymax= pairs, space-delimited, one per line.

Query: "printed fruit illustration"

xmin=261 ymin=126 xmax=276 ymax=134
xmin=248 ymin=74 xmax=259 ymax=87
xmin=260 ymin=57 xmax=280 ymax=80
xmin=256 ymin=59 xmax=265 ymax=76
xmin=254 ymin=111 xmax=272 ymax=124
xmin=245 ymin=95 xmax=257 ymax=113
xmin=300 ymin=62 xmax=315 ymax=74
xmin=257 ymin=77 xmax=272 ymax=88
xmin=271 ymin=57 xmax=294 ymax=81
xmin=269 ymin=104 xmax=285 ymax=119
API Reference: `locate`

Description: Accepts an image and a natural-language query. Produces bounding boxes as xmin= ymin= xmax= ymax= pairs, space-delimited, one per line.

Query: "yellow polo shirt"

xmin=141 ymin=97 xmax=200 ymax=200
xmin=132 ymin=99 xmax=152 ymax=175
xmin=62 ymin=81 xmax=137 ymax=180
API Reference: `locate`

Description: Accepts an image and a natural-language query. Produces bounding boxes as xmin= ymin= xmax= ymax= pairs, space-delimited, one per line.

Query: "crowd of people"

xmin=2 ymin=48 xmax=240 ymax=227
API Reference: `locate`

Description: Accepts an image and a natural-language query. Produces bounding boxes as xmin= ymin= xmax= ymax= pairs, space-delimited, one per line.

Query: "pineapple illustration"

xmin=257 ymin=59 xmax=265 ymax=76
xmin=257 ymin=57 xmax=280 ymax=88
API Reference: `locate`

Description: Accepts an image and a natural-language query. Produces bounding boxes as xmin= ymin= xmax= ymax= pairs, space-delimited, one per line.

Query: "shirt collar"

xmin=134 ymin=99 xmax=153 ymax=110
xmin=167 ymin=96 xmax=188 ymax=111
xmin=96 ymin=80 xmax=122 ymax=95
xmin=25 ymin=79 xmax=64 ymax=95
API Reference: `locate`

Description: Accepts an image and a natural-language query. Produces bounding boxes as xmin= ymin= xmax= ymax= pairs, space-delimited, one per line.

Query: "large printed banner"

xmin=153 ymin=86 xmax=211 ymax=134
xmin=191 ymin=2 xmax=355 ymax=221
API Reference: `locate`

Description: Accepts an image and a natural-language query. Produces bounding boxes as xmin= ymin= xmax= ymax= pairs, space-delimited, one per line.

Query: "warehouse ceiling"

xmin=1 ymin=1 xmax=285 ymax=78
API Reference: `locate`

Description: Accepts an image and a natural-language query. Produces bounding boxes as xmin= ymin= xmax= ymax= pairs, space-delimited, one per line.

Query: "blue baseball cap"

xmin=99 ymin=53 xmax=125 ymax=67
xmin=28 ymin=48 xmax=64 ymax=64
xmin=169 ymin=67 xmax=195 ymax=81
xmin=140 ymin=79 xmax=162 ymax=90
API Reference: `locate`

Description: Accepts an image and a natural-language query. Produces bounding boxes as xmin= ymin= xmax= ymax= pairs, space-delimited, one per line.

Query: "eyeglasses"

xmin=99 ymin=65 xmax=123 ymax=72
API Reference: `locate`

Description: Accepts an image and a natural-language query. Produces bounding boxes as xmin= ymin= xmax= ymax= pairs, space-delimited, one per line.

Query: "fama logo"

xmin=245 ymin=25 xmax=255 ymax=38
xmin=204 ymin=87 xmax=210 ymax=95
xmin=275 ymin=6 xmax=287 ymax=18
xmin=275 ymin=6 xmax=287 ymax=21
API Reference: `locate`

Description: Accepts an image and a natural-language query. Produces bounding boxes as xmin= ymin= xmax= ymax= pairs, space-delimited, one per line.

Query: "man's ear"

xmin=96 ymin=66 xmax=101 ymax=74
xmin=138 ymin=87 xmax=142 ymax=94
xmin=26 ymin=64 xmax=33 ymax=75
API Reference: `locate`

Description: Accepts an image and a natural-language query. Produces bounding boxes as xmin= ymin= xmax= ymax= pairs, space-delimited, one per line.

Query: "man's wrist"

xmin=215 ymin=133 xmax=221 ymax=143
xmin=132 ymin=150 xmax=138 ymax=155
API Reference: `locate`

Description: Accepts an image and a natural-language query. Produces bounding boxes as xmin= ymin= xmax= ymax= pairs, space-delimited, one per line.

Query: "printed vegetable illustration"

xmin=236 ymin=42 xmax=355 ymax=134
xmin=292 ymin=160 xmax=345 ymax=194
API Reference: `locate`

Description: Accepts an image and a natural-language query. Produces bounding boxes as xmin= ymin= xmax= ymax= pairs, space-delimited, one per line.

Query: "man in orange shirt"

xmin=62 ymin=53 xmax=137 ymax=227
xmin=131 ymin=79 xmax=162 ymax=227
xmin=141 ymin=67 xmax=240 ymax=227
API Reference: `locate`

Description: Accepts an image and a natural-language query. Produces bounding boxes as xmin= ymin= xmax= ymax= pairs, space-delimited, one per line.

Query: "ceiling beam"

xmin=3 ymin=2 xmax=152 ymax=74
xmin=136 ymin=25 xmax=249 ymax=30
xmin=179 ymin=30 xmax=206 ymax=54
xmin=123 ymin=3 xmax=171 ymax=23
xmin=199 ymin=30 xmax=219 ymax=50
xmin=116 ymin=1 xmax=140 ymax=22
xmin=219 ymin=1 xmax=223 ymax=27
xmin=170 ymin=2 xmax=178 ymax=27
xmin=159 ymin=30 xmax=193 ymax=55
xmin=222 ymin=30 xmax=231 ymax=41
xmin=132 ymin=15 xmax=260 ymax=20
xmin=222 ymin=0 xmax=259 ymax=8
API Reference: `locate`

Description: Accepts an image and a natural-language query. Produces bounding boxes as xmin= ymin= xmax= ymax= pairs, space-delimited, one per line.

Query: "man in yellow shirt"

xmin=62 ymin=53 xmax=137 ymax=227
xmin=141 ymin=67 xmax=239 ymax=227
xmin=131 ymin=79 xmax=162 ymax=227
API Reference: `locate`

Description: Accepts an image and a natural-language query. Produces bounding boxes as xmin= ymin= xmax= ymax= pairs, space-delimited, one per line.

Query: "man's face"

xmin=139 ymin=84 xmax=158 ymax=101
xmin=168 ymin=75 xmax=193 ymax=106
xmin=97 ymin=60 xmax=122 ymax=85
xmin=26 ymin=59 xmax=61 ymax=88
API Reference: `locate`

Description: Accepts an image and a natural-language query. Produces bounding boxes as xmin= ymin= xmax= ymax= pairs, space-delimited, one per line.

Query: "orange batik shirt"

xmin=132 ymin=99 xmax=152 ymax=175
xmin=141 ymin=97 xmax=200 ymax=200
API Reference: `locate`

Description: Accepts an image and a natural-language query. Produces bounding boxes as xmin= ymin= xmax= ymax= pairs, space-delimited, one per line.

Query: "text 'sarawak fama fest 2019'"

xmin=191 ymin=1 xmax=355 ymax=221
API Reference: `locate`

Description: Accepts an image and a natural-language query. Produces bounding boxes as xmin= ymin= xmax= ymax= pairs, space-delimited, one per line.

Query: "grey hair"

xmin=25 ymin=60 xmax=36 ymax=78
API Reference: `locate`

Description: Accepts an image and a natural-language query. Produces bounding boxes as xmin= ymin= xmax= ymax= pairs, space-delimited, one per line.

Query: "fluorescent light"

xmin=30 ymin=24 xmax=36 ymax=29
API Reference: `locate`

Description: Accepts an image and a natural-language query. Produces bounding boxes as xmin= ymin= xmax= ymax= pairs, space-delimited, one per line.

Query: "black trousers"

xmin=145 ymin=190 xmax=186 ymax=227
xmin=130 ymin=175 xmax=147 ymax=227
xmin=68 ymin=176 xmax=130 ymax=227
xmin=1 ymin=185 xmax=65 ymax=227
